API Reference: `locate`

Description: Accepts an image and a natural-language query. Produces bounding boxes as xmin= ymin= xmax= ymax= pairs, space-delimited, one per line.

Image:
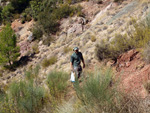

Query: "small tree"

xmin=0 ymin=25 xmax=20 ymax=67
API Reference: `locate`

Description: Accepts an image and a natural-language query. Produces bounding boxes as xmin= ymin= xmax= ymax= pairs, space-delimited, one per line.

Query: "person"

xmin=70 ymin=47 xmax=85 ymax=79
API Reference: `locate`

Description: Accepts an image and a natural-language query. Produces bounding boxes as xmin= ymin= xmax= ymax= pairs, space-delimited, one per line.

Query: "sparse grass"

xmin=91 ymin=35 xmax=96 ymax=42
xmin=47 ymin=71 xmax=69 ymax=100
xmin=32 ymin=42 xmax=39 ymax=54
xmin=63 ymin=47 xmax=72 ymax=53
xmin=24 ymin=65 xmax=40 ymax=80
xmin=143 ymin=42 xmax=150 ymax=63
xmin=42 ymin=57 xmax=57 ymax=68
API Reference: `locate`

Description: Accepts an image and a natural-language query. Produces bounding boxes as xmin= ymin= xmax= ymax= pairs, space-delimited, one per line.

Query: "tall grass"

xmin=8 ymin=80 xmax=45 ymax=113
xmin=42 ymin=57 xmax=57 ymax=68
xmin=74 ymin=69 xmax=120 ymax=113
xmin=55 ymin=69 xmax=148 ymax=113
xmin=47 ymin=71 xmax=69 ymax=100
xmin=0 ymin=80 xmax=45 ymax=113
xmin=0 ymin=65 xmax=46 ymax=113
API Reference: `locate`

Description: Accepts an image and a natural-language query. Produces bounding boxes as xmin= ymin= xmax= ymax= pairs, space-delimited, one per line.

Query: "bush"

xmin=13 ymin=13 xmax=20 ymax=19
xmin=96 ymin=18 xmax=150 ymax=62
xmin=42 ymin=56 xmax=57 ymax=68
xmin=0 ymin=65 xmax=47 ymax=113
xmin=1 ymin=4 xmax=14 ymax=23
xmin=47 ymin=71 xmax=69 ymax=99
xmin=7 ymin=80 xmax=45 ymax=113
xmin=37 ymin=11 xmax=59 ymax=35
xmin=53 ymin=4 xmax=76 ymax=20
xmin=95 ymin=40 xmax=118 ymax=61
xmin=95 ymin=35 xmax=133 ymax=61
xmin=32 ymin=26 xmax=43 ymax=40
xmin=91 ymin=35 xmax=96 ymax=42
xmin=29 ymin=0 xmax=42 ymax=20
xmin=73 ymin=68 xmax=121 ymax=112
xmin=32 ymin=42 xmax=39 ymax=54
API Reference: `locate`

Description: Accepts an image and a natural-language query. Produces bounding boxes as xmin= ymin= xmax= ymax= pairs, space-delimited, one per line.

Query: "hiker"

xmin=70 ymin=47 xmax=85 ymax=79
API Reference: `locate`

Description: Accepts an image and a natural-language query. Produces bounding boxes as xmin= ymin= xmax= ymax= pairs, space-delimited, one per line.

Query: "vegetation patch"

xmin=96 ymin=18 xmax=150 ymax=62
xmin=32 ymin=42 xmax=39 ymax=54
xmin=0 ymin=24 xmax=20 ymax=68
xmin=42 ymin=57 xmax=57 ymax=68
xmin=74 ymin=69 xmax=120 ymax=112
xmin=91 ymin=35 xmax=96 ymax=42
xmin=63 ymin=47 xmax=72 ymax=53
xmin=0 ymin=65 xmax=46 ymax=113
xmin=47 ymin=71 xmax=69 ymax=100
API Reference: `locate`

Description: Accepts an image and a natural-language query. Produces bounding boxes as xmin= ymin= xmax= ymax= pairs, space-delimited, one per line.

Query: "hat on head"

xmin=73 ymin=47 xmax=79 ymax=51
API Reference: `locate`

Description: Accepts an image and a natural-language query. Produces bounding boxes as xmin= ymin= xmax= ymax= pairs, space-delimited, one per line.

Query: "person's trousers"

xmin=74 ymin=65 xmax=82 ymax=79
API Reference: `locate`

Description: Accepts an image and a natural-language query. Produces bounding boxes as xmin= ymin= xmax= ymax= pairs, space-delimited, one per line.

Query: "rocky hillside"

xmin=0 ymin=0 xmax=147 ymax=84
xmin=0 ymin=0 xmax=150 ymax=113
xmin=1 ymin=0 xmax=150 ymax=112
xmin=2 ymin=1 xmax=148 ymax=75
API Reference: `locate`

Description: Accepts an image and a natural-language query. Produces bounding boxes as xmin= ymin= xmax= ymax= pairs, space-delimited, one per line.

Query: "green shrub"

xmin=21 ymin=17 xmax=26 ymax=24
xmin=7 ymin=80 xmax=45 ymax=113
xmin=96 ymin=35 xmax=133 ymax=61
xmin=1 ymin=4 xmax=14 ymax=23
xmin=0 ymin=65 xmax=47 ymax=113
xmin=95 ymin=40 xmax=118 ymax=61
xmin=37 ymin=11 xmax=59 ymax=34
xmin=13 ymin=13 xmax=20 ymax=19
xmin=29 ymin=0 xmax=42 ymax=20
xmin=47 ymin=71 xmax=69 ymax=99
xmin=26 ymin=15 xmax=32 ymax=21
xmin=96 ymin=17 xmax=150 ymax=62
xmin=32 ymin=26 xmax=43 ymax=40
xmin=42 ymin=57 xmax=57 ymax=68
xmin=74 ymin=69 xmax=120 ymax=112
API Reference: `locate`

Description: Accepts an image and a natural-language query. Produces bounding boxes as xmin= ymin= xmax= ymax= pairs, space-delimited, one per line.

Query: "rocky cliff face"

xmin=1 ymin=0 xmax=150 ymax=96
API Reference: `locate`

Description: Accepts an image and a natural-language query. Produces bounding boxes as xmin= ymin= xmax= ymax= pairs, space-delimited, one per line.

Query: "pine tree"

xmin=0 ymin=24 xmax=20 ymax=67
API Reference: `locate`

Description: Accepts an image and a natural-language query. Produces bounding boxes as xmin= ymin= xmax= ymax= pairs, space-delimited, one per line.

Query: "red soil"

xmin=116 ymin=49 xmax=150 ymax=98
